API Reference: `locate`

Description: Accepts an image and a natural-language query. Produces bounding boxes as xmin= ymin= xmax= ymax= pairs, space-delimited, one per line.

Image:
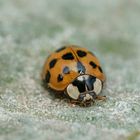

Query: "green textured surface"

xmin=0 ymin=0 xmax=140 ymax=140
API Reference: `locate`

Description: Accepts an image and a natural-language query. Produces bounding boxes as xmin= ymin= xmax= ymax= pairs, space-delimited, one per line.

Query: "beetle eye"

xmin=79 ymin=93 xmax=85 ymax=101
xmin=89 ymin=92 xmax=96 ymax=99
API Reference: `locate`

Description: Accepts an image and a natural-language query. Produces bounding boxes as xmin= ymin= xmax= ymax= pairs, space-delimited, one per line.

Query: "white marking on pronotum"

xmin=77 ymin=75 xmax=89 ymax=81
xmin=77 ymin=75 xmax=84 ymax=81
xmin=94 ymin=79 xmax=102 ymax=95
xmin=66 ymin=84 xmax=80 ymax=99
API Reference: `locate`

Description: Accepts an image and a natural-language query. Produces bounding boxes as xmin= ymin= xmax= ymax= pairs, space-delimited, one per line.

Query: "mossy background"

xmin=0 ymin=0 xmax=140 ymax=140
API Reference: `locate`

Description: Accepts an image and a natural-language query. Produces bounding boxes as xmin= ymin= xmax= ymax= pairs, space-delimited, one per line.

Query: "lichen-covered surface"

xmin=0 ymin=0 xmax=140 ymax=140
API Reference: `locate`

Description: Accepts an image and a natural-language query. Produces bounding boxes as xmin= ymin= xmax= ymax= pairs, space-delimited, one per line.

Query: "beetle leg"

xmin=68 ymin=99 xmax=80 ymax=105
xmin=96 ymin=95 xmax=106 ymax=101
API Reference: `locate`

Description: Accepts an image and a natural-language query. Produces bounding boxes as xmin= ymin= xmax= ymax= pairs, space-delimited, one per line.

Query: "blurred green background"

xmin=0 ymin=0 xmax=140 ymax=140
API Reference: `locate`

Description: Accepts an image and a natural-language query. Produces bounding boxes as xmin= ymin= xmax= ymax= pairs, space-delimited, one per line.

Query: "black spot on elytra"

xmin=63 ymin=66 xmax=70 ymax=74
xmin=77 ymin=61 xmax=86 ymax=74
xmin=62 ymin=52 xmax=74 ymax=60
xmin=49 ymin=59 xmax=57 ymax=69
xmin=77 ymin=50 xmax=87 ymax=57
xmin=89 ymin=61 xmax=97 ymax=68
xmin=72 ymin=79 xmax=86 ymax=93
xmin=57 ymin=74 xmax=63 ymax=82
xmin=55 ymin=46 xmax=66 ymax=52
xmin=98 ymin=66 xmax=103 ymax=73
xmin=45 ymin=71 xmax=51 ymax=83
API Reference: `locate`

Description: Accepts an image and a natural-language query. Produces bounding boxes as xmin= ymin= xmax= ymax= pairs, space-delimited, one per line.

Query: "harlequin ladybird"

xmin=41 ymin=45 xmax=106 ymax=106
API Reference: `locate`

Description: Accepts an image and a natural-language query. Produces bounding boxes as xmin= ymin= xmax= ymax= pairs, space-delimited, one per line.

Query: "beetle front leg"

xmin=96 ymin=95 xmax=106 ymax=101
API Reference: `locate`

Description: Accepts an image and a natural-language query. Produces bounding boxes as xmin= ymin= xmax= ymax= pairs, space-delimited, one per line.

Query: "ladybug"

xmin=41 ymin=45 xmax=106 ymax=106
